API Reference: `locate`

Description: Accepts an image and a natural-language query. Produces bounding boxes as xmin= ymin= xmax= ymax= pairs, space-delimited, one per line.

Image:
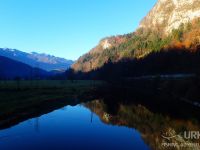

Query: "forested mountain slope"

xmin=72 ymin=0 xmax=200 ymax=73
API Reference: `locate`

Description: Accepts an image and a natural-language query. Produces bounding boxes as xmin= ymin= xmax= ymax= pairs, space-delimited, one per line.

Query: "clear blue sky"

xmin=0 ymin=0 xmax=156 ymax=60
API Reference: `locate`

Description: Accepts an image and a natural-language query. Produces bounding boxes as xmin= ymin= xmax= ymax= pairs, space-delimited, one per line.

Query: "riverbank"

xmin=0 ymin=80 xmax=105 ymax=129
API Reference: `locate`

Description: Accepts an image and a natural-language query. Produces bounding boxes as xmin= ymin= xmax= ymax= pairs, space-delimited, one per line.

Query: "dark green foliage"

xmin=171 ymin=23 xmax=185 ymax=41
xmin=82 ymin=53 xmax=93 ymax=63
xmin=185 ymin=22 xmax=192 ymax=32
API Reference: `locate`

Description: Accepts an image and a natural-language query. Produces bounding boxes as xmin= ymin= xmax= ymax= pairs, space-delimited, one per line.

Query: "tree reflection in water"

xmin=85 ymin=99 xmax=200 ymax=150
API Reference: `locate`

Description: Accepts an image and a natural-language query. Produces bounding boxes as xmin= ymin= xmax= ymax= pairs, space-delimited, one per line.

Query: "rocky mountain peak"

xmin=89 ymin=36 xmax=128 ymax=54
xmin=139 ymin=0 xmax=200 ymax=34
xmin=101 ymin=39 xmax=112 ymax=50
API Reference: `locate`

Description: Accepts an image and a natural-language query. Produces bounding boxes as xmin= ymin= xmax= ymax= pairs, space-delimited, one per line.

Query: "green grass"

xmin=0 ymin=80 xmax=103 ymax=90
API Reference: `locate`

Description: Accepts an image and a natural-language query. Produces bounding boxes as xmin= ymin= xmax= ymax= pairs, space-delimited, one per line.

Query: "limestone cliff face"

xmin=89 ymin=36 xmax=127 ymax=54
xmin=139 ymin=0 xmax=200 ymax=34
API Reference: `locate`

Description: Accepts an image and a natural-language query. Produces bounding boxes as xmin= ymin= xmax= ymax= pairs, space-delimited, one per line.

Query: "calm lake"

xmin=0 ymin=102 xmax=150 ymax=150
xmin=0 ymin=90 xmax=199 ymax=150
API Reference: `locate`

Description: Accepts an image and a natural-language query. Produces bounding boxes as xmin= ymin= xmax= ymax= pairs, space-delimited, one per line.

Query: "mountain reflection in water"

xmin=85 ymin=99 xmax=200 ymax=150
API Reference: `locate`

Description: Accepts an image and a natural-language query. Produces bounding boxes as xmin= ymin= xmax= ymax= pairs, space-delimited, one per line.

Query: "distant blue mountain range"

xmin=0 ymin=56 xmax=52 ymax=79
xmin=0 ymin=48 xmax=74 ymax=71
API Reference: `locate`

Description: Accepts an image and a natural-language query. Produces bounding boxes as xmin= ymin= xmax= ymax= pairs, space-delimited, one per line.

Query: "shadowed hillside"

xmin=0 ymin=56 xmax=51 ymax=79
xmin=68 ymin=48 xmax=200 ymax=80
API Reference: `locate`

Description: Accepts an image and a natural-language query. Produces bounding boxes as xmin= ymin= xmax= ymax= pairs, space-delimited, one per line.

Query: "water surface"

xmin=0 ymin=104 xmax=149 ymax=150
